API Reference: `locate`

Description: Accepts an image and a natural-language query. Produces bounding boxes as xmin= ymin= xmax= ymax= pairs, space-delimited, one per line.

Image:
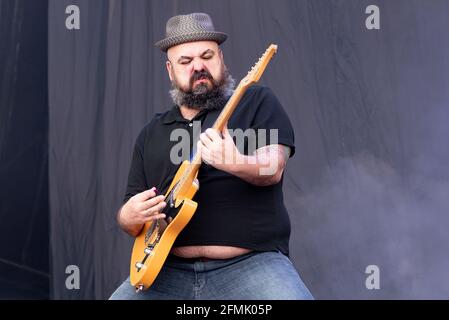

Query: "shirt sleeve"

xmin=123 ymin=128 xmax=148 ymax=204
xmin=250 ymin=87 xmax=296 ymax=157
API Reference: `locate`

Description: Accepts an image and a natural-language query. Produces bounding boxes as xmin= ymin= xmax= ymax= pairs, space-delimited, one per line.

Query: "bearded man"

xmin=110 ymin=13 xmax=313 ymax=300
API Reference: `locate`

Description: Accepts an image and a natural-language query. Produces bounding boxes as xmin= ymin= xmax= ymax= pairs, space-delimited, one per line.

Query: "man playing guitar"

xmin=110 ymin=12 xmax=313 ymax=300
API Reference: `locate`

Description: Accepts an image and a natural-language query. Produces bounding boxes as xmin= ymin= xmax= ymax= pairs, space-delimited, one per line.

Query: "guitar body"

xmin=130 ymin=160 xmax=199 ymax=290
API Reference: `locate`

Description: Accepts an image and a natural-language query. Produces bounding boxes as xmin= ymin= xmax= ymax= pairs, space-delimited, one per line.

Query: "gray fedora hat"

xmin=155 ymin=13 xmax=227 ymax=52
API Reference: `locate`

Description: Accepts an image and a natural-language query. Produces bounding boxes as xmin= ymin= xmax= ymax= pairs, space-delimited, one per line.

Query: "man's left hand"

xmin=197 ymin=127 xmax=241 ymax=171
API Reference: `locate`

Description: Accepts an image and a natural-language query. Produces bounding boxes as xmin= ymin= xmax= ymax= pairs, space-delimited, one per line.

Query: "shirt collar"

xmin=162 ymin=105 xmax=208 ymax=125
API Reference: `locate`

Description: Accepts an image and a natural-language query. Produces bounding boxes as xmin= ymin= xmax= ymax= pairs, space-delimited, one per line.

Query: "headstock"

xmin=240 ymin=44 xmax=278 ymax=88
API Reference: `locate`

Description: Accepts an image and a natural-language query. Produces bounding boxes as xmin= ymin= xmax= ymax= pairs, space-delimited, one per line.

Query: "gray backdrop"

xmin=49 ymin=0 xmax=449 ymax=299
xmin=0 ymin=0 xmax=49 ymax=298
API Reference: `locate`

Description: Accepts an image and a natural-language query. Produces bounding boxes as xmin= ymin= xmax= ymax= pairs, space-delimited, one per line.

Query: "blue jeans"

xmin=109 ymin=251 xmax=313 ymax=300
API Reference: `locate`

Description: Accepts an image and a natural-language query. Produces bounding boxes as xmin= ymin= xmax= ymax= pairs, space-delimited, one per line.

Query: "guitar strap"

xmin=200 ymin=103 xmax=225 ymax=133
xmin=200 ymin=90 xmax=239 ymax=133
xmin=188 ymin=106 xmax=222 ymax=162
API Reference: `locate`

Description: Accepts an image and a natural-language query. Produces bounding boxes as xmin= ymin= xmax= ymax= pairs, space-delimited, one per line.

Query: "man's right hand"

xmin=118 ymin=187 xmax=167 ymax=237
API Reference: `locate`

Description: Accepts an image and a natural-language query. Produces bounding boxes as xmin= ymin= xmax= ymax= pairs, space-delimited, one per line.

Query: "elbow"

xmin=266 ymin=170 xmax=283 ymax=186
xmin=263 ymin=160 xmax=285 ymax=185
xmin=271 ymin=170 xmax=283 ymax=185
xmin=256 ymin=167 xmax=284 ymax=186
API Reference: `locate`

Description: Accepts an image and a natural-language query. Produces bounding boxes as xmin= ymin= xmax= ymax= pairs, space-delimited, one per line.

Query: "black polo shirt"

xmin=123 ymin=85 xmax=295 ymax=255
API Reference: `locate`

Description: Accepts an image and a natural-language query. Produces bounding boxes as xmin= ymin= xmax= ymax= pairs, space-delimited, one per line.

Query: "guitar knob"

xmin=144 ymin=247 xmax=153 ymax=255
xmin=135 ymin=262 xmax=144 ymax=270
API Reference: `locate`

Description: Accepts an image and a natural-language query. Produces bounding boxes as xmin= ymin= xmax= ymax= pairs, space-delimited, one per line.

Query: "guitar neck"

xmin=172 ymin=44 xmax=278 ymax=199
xmin=211 ymin=82 xmax=247 ymax=132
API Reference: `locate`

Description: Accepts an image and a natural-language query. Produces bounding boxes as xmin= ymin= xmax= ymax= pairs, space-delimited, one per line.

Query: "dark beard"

xmin=169 ymin=69 xmax=235 ymax=111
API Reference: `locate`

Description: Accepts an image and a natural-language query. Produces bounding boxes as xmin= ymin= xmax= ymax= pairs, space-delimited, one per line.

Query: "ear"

xmin=166 ymin=60 xmax=174 ymax=81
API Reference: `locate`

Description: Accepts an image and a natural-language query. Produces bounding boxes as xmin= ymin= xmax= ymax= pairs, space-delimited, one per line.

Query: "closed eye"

xmin=179 ymin=58 xmax=192 ymax=65
xmin=177 ymin=49 xmax=216 ymax=65
xmin=201 ymin=53 xmax=213 ymax=60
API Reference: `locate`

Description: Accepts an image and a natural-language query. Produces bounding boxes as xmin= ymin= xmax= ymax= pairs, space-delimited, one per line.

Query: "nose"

xmin=192 ymin=57 xmax=205 ymax=72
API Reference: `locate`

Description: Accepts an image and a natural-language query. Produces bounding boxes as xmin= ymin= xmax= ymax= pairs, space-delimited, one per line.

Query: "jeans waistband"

xmin=167 ymin=254 xmax=215 ymax=263
xmin=165 ymin=251 xmax=260 ymax=272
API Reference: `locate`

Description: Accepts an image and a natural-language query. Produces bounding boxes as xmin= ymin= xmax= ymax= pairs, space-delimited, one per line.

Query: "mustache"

xmin=189 ymin=70 xmax=214 ymax=88
xmin=169 ymin=69 xmax=235 ymax=111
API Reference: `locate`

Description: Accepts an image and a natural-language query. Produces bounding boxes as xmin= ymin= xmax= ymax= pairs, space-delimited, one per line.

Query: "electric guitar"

xmin=129 ymin=44 xmax=278 ymax=292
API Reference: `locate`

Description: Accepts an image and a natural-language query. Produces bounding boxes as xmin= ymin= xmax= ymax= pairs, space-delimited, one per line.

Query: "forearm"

xmin=225 ymin=145 xmax=287 ymax=186
xmin=197 ymin=129 xmax=291 ymax=187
